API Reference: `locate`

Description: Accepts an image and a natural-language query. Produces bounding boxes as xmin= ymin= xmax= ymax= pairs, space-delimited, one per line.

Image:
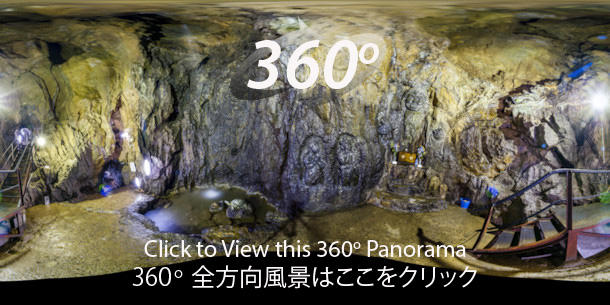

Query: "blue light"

xmin=486 ymin=186 xmax=499 ymax=199
xmin=598 ymin=35 xmax=607 ymax=40
xmin=568 ymin=62 xmax=592 ymax=79
xmin=100 ymin=184 xmax=113 ymax=197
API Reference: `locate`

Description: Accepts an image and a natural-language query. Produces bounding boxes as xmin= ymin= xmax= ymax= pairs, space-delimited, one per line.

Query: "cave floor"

xmin=0 ymin=188 xmax=608 ymax=282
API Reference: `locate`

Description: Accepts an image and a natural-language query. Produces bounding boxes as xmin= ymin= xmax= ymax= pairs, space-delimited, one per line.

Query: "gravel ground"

xmin=0 ymin=188 xmax=607 ymax=282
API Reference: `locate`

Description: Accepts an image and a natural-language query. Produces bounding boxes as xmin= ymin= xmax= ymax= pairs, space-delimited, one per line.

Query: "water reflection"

xmin=144 ymin=187 xmax=273 ymax=234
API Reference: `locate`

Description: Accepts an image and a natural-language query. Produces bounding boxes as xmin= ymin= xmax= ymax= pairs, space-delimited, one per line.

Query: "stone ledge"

xmin=367 ymin=190 xmax=447 ymax=213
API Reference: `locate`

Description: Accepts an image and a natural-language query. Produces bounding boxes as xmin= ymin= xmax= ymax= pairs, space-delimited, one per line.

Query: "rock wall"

xmin=0 ymin=4 xmax=609 ymax=220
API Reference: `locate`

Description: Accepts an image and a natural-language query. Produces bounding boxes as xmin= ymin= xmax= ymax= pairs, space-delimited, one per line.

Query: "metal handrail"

xmin=0 ymin=140 xmax=34 ymax=237
xmin=18 ymin=143 xmax=34 ymax=208
xmin=498 ymin=192 xmax=603 ymax=230
xmin=0 ymin=140 xmax=18 ymax=185
xmin=474 ymin=168 xmax=610 ymax=212
xmin=0 ymin=184 xmax=19 ymax=193
xmin=0 ymin=141 xmax=31 ymax=191
xmin=0 ymin=129 xmax=38 ymax=239
xmin=470 ymin=168 xmax=610 ymax=254
xmin=0 ymin=140 xmax=16 ymax=167
xmin=11 ymin=141 xmax=31 ymax=172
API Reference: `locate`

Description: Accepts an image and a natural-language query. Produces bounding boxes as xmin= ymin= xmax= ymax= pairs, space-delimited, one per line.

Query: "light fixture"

xmin=591 ymin=92 xmax=608 ymax=110
xmin=36 ymin=137 xmax=46 ymax=147
xmin=120 ymin=129 xmax=130 ymax=140
xmin=134 ymin=177 xmax=141 ymax=188
xmin=143 ymin=159 xmax=151 ymax=177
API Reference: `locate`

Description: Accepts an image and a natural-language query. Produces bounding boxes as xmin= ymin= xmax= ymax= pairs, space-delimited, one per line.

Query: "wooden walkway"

xmin=469 ymin=169 xmax=610 ymax=261
xmin=552 ymin=202 xmax=610 ymax=231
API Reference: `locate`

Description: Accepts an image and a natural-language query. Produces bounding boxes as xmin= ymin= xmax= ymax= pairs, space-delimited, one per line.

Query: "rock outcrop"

xmin=226 ymin=199 xmax=254 ymax=220
xmin=0 ymin=4 xmax=609 ymax=222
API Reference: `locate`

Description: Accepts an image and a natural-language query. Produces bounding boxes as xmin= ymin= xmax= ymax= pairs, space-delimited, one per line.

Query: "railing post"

xmin=565 ymin=170 xmax=578 ymax=261
xmin=17 ymin=169 xmax=23 ymax=207
xmin=471 ymin=205 xmax=495 ymax=250
xmin=566 ymin=170 xmax=573 ymax=231
xmin=16 ymin=210 xmax=23 ymax=236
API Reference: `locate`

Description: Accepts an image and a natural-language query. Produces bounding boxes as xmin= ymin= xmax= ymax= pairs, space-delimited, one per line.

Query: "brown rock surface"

xmin=0 ymin=3 xmax=609 ymax=221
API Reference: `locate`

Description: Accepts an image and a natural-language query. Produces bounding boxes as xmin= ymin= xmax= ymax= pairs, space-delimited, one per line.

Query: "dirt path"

xmin=0 ymin=188 xmax=607 ymax=281
xmin=0 ymin=189 xmax=196 ymax=280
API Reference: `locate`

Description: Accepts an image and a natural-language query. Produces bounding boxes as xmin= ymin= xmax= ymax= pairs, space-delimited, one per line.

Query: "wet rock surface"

xmin=209 ymin=200 xmax=227 ymax=214
xmin=140 ymin=186 xmax=275 ymax=234
xmin=225 ymin=199 xmax=254 ymax=220
xmin=201 ymin=224 xmax=276 ymax=245
xmin=368 ymin=164 xmax=448 ymax=213
xmin=264 ymin=210 xmax=290 ymax=226
xmin=0 ymin=3 xmax=609 ymax=222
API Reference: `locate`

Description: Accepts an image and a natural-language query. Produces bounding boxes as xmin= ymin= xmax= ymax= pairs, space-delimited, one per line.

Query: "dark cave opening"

xmin=46 ymin=42 xmax=66 ymax=65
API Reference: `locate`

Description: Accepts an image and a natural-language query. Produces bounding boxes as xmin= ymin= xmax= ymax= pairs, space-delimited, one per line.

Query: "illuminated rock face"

xmin=0 ymin=4 xmax=609 ymax=218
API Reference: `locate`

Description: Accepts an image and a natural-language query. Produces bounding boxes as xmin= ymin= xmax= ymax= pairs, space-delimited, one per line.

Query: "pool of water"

xmin=144 ymin=186 xmax=275 ymax=234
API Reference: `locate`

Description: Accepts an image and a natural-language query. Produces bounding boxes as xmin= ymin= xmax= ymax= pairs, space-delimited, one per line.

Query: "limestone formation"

xmin=225 ymin=199 xmax=254 ymax=220
xmin=209 ymin=200 xmax=227 ymax=214
xmin=0 ymin=4 xmax=609 ymax=223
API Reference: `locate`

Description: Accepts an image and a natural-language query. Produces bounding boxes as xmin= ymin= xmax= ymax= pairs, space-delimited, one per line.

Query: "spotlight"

xmin=36 ymin=137 xmax=46 ymax=147
xmin=120 ymin=130 xmax=130 ymax=140
xmin=134 ymin=177 xmax=141 ymax=188
xmin=591 ymin=92 xmax=608 ymax=110
xmin=143 ymin=159 xmax=152 ymax=177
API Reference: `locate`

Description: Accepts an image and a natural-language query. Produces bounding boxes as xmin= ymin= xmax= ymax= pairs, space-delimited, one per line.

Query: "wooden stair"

xmin=475 ymin=216 xmax=566 ymax=254
xmin=518 ymin=225 xmax=536 ymax=246
xmin=491 ymin=231 xmax=514 ymax=249
xmin=469 ymin=169 xmax=610 ymax=261
xmin=539 ymin=219 xmax=559 ymax=239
